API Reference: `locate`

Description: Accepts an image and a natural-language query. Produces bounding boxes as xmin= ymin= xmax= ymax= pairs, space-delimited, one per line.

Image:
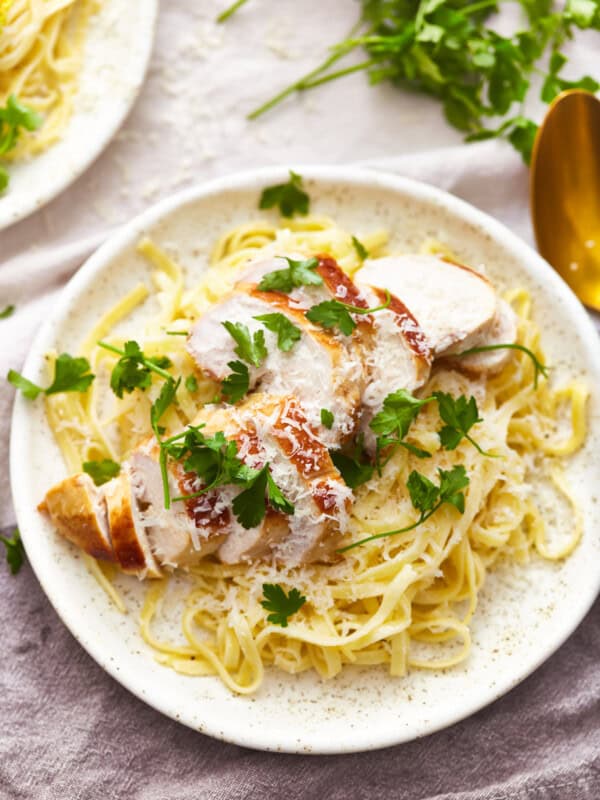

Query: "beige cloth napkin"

xmin=2 ymin=1 xmax=600 ymax=796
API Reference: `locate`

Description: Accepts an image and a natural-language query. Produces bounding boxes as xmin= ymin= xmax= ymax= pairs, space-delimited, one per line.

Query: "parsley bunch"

xmin=8 ymin=353 xmax=95 ymax=399
xmin=261 ymin=583 xmax=306 ymax=627
xmin=248 ymin=0 xmax=600 ymax=163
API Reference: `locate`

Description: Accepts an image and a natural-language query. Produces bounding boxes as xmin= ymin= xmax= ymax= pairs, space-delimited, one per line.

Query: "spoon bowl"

xmin=530 ymin=89 xmax=600 ymax=312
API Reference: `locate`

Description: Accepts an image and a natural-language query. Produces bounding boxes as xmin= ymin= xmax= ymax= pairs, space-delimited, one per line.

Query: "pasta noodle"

xmin=0 ymin=0 xmax=95 ymax=159
xmin=45 ymin=215 xmax=589 ymax=694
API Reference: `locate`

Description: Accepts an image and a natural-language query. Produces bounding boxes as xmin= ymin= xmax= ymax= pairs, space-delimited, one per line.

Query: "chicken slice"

xmin=39 ymin=473 xmax=115 ymax=562
xmin=128 ymin=441 xmax=227 ymax=569
xmin=186 ymin=256 xmax=364 ymax=446
xmin=355 ymin=254 xmax=517 ymax=373
xmin=103 ymin=469 xmax=162 ymax=577
xmin=194 ymin=394 xmax=353 ymax=565
xmin=442 ymin=298 xmax=518 ymax=374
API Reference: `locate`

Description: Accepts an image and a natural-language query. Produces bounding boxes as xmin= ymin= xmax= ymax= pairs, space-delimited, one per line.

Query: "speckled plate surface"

xmin=0 ymin=0 xmax=157 ymax=231
xmin=10 ymin=167 xmax=600 ymax=754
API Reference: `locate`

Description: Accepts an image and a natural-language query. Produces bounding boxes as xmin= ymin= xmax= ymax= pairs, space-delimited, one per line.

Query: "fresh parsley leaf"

xmin=266 ymin=470 xmax=295 ymax=515
xmin=370 ymin=389 xmax=432 ymax=440
xmin=254 ymin=312 xmax=302 ymax=352
xmin=8 ymin=353 xmax=95 ymax=399
xmin=406 ymin=470 xmax=440 ymax=515
xmin=222 ymin=321 xmax=268 ymax=367
xmin=320 ymin=408 xmax=334 ymax=429
xmin=306 ymin=291 xmax=391 ymax=336
xmin=351 ymin=235 xmax=369 ymax=260
xmin=0 ymin=304 xmax=14 ymax=319
xmin=0 ymin=165 xmax=8 ymax=194
xmin=150 ymin=377 xmax=180 ymax=437
xmin=260 ymin=583 xmax=306 ymax=627
xmin=338 ymin=464 xmax=469 ymax=552
xmin=0 ymin=95 xmax=42 ymax=156
xmin=257 ymin=256 xmax=322 ymax=293
xmin=99 ymin=340 xmax=172 ymax=398
xmin=434 ymin=391 xmax=490 ymax=455
xmin=232 ymin=464 xmax=294 ymax=528
xmin=45 ymin=354 xmax=95 ymax=395
xmin=83 ymin=459 xmax=121 ymax=486
xmin=455 ymin=342 xmax=549 ymax=388
xmin=1 ymin=528 xmax=25 ymax=575
xmin=7 ymin=369 xmax=43 ymax=400
xmin=185 ymin=374 xmax=199 ymax=393
xmin=259 ymin=170 xmax=310 ymax=217
xmin=330 ymin=434 xmax=374 ymax=489
xmin=541 ymin=51 xmax=599 ymax=104
xmin=438 ymin=464 xmax=470 ymax=514
xmin=221 ymin=360 xmax=250 ymax=404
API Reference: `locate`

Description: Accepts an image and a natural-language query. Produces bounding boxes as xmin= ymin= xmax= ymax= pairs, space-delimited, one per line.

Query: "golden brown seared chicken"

xmin=39 ymin=394 xmax=352 ymax=575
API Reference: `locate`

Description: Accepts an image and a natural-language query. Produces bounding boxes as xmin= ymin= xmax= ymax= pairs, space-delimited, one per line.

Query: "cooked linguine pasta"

xmin=44 ymin=216 xmax=588 ymax=694
xmin=0 ymin=0 xmax=95 ymax=159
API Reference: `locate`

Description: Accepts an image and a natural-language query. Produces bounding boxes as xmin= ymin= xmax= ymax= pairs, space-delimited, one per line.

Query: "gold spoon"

xmin=530 ymin=89 xmax=600 ymax=312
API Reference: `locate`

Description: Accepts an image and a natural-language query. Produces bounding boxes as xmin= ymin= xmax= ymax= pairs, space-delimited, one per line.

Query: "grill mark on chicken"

xmin=316 ymin=254 xmax=369 ymax=309
xmin=370 ymin=286 xmax=432 ymax=363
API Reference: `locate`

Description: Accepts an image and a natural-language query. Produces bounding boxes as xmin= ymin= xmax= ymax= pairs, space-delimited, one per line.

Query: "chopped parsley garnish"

xmin=433 ymin=391 xmax=493 ymax=456
xmin=305 ymin=290 xmax=391 ymax=336
xmin=248 ymin=1 xmax=600 ymax=163
xmin=83 ymin=459 xmax=121 ymax=486
xmin=7 ymin=353 xmax=95 ymax=400
xmin=0 ymin=95 xmax=43 ymax=192
xmin=222 ymin=321 xmax=268 ymax=367
xmin=151 ymin=377 xmax=180 ymax=437
xmin=261 ymin=583 xmax=306 ymax=627
xmin=320 ymin=408 xmax=334 ymax=429
xmin=259 ymin=170 xmax=310 ymax=217
xmin=185 ymin=374 xmax=199 ymax=393
xmin=257 ymin=256 xmax=322 ymax=293
xmin=1 ymin=528 xmax=25 ymax=575
xmin=455 ymin=343 xmax=549 ymax=388
xmin=166 ymin=330 xmax=189 ymax=336
xmin=221 ymin=360 xmax=250 ymax=404
xmin=0 ymin=304 xmax=14 ymax=319
xmin=339 ymin=465 xmax=469 ymax=552
xmin=98 ymin=340 xmax=172 ymax=398
xmin=351 ymin=236 xmax=369 ymax=261
xmin=254 ymin=312 xmax=302 ymax=352
xmin=232 ymin=463 xmax=295 ymax=528
xmin=330 ymin=434 xmax=374 ymax=489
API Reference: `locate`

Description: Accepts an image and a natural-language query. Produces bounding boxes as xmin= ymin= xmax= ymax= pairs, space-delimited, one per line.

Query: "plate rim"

xmin=0 ymin=0 xmax=159 ymax=231
xmin=10 ymin=164 xmax=600 ymax=754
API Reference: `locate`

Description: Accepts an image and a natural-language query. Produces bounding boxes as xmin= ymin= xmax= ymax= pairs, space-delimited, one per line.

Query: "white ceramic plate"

xmin=0 ymin=0 xmax=157 ymax=230
xmin=10 ymin=167 xmax=600 ymax=754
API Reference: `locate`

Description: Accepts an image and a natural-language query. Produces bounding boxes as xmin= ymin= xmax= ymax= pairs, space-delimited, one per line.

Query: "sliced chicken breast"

xmin=187 ymin=256 xmax=364 ymax=446
xmin=355 ymin=255 xmax=516 ymax=373
xmin=104 ymin=469 xmax=162 ymax=577
xmin=39 ymin=473 xmax=115 ymax=562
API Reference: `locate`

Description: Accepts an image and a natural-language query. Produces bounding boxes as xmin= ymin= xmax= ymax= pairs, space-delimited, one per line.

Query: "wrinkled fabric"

xmin=1 ymin=1 xmax=599 ymax=797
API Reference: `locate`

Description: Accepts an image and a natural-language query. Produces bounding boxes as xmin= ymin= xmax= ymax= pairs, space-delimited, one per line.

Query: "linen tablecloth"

xmin=1 ymin=2 xmax=599 ymax=797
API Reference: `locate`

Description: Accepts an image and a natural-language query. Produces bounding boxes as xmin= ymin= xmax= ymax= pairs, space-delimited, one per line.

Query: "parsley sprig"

xmin=306 ymin=290 xmax=391 ymax=336
xmin=98 ymin=340 xmax=172 ymax=398
xmin=434 ymin=391 xmax=493 ymax=456
xmin=257 ymin=256 xmax=322 ymax=293
xmin=261 ymin=583 xmax=306 ymax=627
xmin=338 ymin=465 xmax=469 ymax=552
xmin=259 ymin=171 xmax=310 ymax=217
xmin=0 ymin=95 xmax=43 ymax=192
xmin=248 ymin=0 xmax=600 ymax=163
xmin=1 ymin=528 xmax=25 ymax=575
xmin=8 ymin=354 xmax=95 ymax=399
xmin=455 ymin=342 xmax=549 ymax=388
xmin=221 ymin=360 xmax=250 ymax=404
xmin=330 ymin=434 xmax=374 ymax=489
xmin=370 ymin=389 xmax=436 ymax=465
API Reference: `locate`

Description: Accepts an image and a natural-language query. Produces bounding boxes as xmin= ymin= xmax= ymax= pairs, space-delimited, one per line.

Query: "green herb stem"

xmin=97 ymin=341 xmax=173 ymax=382
xmin=338 ymin=504 xmax=440 ymax=553
xmin=216 ymin=0 xmax=249 ymax=23
xmin=455 ymin=343 xmax=548 ymax=388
